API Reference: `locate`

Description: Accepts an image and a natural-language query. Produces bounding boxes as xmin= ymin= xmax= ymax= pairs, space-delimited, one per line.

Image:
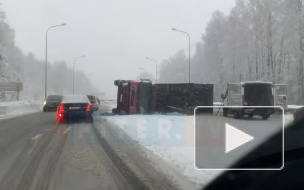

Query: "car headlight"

xmin=43 ymin=101 xmax=46 ymax=105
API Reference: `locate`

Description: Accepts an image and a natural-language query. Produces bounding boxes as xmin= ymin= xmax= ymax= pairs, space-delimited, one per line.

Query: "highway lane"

xmin=0 ymin=109 xmax=195 ymax=190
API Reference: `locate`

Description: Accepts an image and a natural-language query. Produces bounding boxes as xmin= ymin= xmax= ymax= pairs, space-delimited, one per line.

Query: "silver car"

xmin=87 ymin=95 xmax=100 ymax=111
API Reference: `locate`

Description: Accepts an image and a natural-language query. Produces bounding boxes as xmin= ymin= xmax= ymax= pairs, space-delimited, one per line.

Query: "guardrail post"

xmin=17 ymin=90 xmax=19 ymax=101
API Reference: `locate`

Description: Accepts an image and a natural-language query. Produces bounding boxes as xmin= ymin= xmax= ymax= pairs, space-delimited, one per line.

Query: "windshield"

xmin=0 ymin=0 xmax=302 ymax=190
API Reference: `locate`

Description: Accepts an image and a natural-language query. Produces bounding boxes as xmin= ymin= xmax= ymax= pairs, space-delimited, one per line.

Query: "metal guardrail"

xmin=0 ymin=82 xmax=23 ymax=100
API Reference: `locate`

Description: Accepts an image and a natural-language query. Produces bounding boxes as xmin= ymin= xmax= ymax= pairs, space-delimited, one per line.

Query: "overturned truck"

xmin=112 ymin=79 xmax=213 ymax=115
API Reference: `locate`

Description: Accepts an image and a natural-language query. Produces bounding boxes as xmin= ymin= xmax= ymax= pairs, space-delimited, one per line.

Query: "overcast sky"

xmin=1 ymin=0 xmax=235 ymax=98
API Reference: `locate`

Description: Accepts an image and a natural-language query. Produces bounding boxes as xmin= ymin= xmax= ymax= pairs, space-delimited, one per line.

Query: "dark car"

xmin=57 ymin=95 xmax=93 ymax=123
xmin=87 ymin=95 xmax=100 ymax=111
xmin=43 ymin=95 xmax=63 ymax=112
xmin=293 ymin=107 xmax=304 ymax=123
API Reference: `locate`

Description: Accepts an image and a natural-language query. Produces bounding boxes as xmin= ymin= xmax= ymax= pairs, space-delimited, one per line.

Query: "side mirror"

xmin=221 ymin=94 xmax=225 ymax=99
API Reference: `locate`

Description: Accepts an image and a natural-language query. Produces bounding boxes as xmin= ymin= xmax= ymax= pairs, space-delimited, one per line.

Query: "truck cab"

xmin=221 ymin=81 xmax=274 ymax=120
xmin=113 ymin=79 xmax=153 ymax=114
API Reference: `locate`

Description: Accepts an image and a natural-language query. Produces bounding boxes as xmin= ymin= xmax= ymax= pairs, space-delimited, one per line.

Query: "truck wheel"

xmin=248 ymin=113 xmax=254 ymax=118
xmin=234 ymin=111 xmax=242 ymax=119
xmin=262 ymin=114 xmax=270 ymax=120
xmin=223 ymin=108 xmax=228 ymax=117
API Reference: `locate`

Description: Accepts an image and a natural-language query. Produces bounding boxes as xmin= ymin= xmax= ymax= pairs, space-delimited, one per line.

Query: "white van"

xmin=221 ymin=81 xmax=275 ymax=120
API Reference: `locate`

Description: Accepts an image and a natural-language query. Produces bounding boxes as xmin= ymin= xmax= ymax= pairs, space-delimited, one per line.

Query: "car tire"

xmin=262 ymin=114 xmax=270 ymax=120
xmin=234 ymin=111 xmax=242 ymax=119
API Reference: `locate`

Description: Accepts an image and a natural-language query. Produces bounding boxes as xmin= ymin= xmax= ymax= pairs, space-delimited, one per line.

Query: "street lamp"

xmin=145 ymin=57 xmax=158 ymax=84
xmin=73 ymin=55 xmax=85 ymax=94
xmin=45 ymin=23 xmax=66 ymax=99
xmin=172 ymin=28 xmax=191 ymax=83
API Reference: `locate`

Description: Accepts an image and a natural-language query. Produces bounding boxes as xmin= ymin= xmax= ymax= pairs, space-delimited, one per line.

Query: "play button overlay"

xmin=194 ymin=106 xmax=284 ymax=170
xmin=225 ymin=123 xmax=254 ymax=153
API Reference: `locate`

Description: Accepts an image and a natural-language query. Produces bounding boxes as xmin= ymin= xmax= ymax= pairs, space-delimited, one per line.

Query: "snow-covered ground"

xmin=288 ymin=105 xmax=303 ymax=110
xmin=103 ymin=112 xmax=293 ymax=188
xmin=0 ymin=100 xmax=42 ymax=119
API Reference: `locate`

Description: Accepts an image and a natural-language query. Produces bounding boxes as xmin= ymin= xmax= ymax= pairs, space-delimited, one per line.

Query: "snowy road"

xmin=0 ymin=108 xmax=195 ymax=190
xmin=0 ymin=104 xmax=292 ymax=190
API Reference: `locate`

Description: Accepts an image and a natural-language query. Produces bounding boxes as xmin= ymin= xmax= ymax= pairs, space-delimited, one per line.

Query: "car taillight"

xmin=58 ymin=104 xmax=64 ymax=113
xmin=86 ymin=104 xmax=91 ymax=111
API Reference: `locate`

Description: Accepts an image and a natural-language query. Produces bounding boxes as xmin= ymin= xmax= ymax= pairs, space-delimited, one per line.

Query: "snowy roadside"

xmin=104 ymin=114 xmax=220 ymax=188
xmin=103 ymin=112 xmax=294 ymax=189
xmin=0 ymin=100 xmax=43 ymax=120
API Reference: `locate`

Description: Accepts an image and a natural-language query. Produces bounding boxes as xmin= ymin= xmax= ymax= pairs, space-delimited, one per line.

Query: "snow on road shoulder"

xmin=105 ymin=114 xmax=220 ymax=188
xmin=104 ymin=113 xmax=293 ymax=188
xmin=0 ymin=100 xmax=42 ymax=119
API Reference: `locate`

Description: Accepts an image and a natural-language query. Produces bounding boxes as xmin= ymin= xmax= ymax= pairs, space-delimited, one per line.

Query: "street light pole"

xmin=172 ymin=28 xmax=191 ymax=83
xmin=145 ymin=57 xmax=158 ymax=84
xmin=45 ymin=23 xmax=66 ymax=99
xmin=73 ymin=55 xmax=85 ymax=94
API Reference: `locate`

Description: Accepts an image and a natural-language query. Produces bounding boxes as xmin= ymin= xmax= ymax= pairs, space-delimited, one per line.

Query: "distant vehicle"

xmin=43 ymin=95 xmax=63 ymax=112
xmin=221 ymin=81 xmax=275 ymax=120
xmin=57 ymin=95 xmax=93 ymax=123
xmin=293 ymin=107 xmax=304 ymax=123
xmin=87 ymin=95 xmax=100 ymax=111
xmin=274 ymin=84 xmax=288 ymax=110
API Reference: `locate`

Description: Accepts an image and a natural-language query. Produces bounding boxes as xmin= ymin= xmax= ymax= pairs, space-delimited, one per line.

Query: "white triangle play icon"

xmin=225 ymin=123 xmax=254 ymax=153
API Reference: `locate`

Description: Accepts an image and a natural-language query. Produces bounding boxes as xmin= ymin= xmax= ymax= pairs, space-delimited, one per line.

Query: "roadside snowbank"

xmin=104 ymin=113 xmax=293 ymax=188
xmin=104 ymin=114 xmax=220 ymax=188
xmin=0 ymin=100 xmax=42 ymax=119
xmin=288 ymin=105 xmax=303 ymax=109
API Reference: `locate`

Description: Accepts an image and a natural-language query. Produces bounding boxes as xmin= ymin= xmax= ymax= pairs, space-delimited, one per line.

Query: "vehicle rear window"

xmin=62 ymin=95 xmax=89 ymax=103
xmin=47 ymin=95 xmax=62 ymax=101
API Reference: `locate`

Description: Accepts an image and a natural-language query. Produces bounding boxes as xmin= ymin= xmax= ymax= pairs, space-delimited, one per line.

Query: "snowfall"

xmin=0 ymin=100 xmax=297 ymax=188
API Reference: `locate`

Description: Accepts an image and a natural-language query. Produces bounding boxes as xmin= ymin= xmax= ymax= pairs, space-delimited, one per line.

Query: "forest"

xmin=158 ymin=0 xmax=304 ymax=104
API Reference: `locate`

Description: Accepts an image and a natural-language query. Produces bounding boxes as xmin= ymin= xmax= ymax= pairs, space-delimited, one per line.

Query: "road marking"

xmin=31 ymin=134 xmax=42 ymax=141
xmin=46 ymin=129 xmax=51 ymax=131
xmin=63 ymin=127 xmax=70 ymax=134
